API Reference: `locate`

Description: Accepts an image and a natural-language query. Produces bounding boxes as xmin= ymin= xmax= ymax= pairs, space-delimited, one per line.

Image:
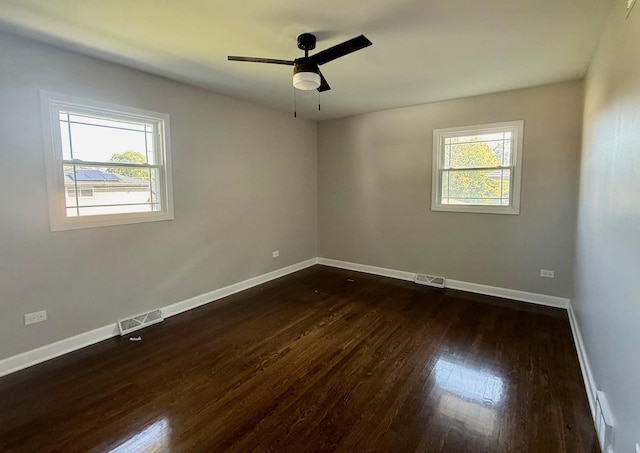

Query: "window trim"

xmin=431 ymin=120 xmax=524 ymax=215
xmin=40 ymin=91 xmax=174 ymax=231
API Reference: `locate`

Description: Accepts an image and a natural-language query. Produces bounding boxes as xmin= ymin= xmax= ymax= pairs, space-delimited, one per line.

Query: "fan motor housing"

xmin=293 ymin=59 xmax=319 ymax=75
xmin=297 ymin=33 xmax=316 ymax=51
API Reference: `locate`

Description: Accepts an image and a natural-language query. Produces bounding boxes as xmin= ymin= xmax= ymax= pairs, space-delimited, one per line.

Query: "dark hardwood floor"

xmin=0 ymin=265 xmax=598 ymax=452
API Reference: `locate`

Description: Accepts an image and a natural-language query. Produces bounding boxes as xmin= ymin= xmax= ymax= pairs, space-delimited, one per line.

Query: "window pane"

xmin=59 ymin=111 xmax=154 ymax=164
xmin=441 ymin=169 xmax=511 ymax=206
xmin=60 ymin=119 xmax=72 ymax=160
xmin=443 ymin=143 xmax=451 ymax=168
xmin=447 ymin=139 xmax=500 ymax=169
xmin=67 ymin=188 xmax=94 ymax=198
xmin=503 ymin=139 xmax=512 ymax=166
xmin=68 ymin=114 xmax=146 ymax=131
xmin=441 ymin=171 xmax=450 ymax=200
xmin=455 ymin=133 xmax=505 ymax=144
xmin=492 ymin=137 xmax=505 ymax=166
xmin=145 ymin=125 xmax=156 ymax=165
xmin=64 ymin=165 xmax=160 ymax=217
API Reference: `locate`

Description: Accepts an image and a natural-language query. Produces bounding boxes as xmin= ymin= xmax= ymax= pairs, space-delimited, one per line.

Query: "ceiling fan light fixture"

xmin=293 ymin=71 xmax=321 ymax=90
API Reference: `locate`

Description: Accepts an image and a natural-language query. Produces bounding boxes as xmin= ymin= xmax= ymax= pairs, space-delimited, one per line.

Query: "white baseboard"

xmin=317 ymin=257 xmax=570 ymax=309
xmin=0 ymin=258 xmax=318 ymax=378
xmin=567 ymin=301 xmax=597 ymax=418
xmin=162 ymin=258 xmax=318 ymax=318
xmin=317 ymin=258 xmax=416 ymax=282
xmin=445 ymin=279 xmax=569 ymax=309
xmin=0 ymin=324 xmax=119 ymax=378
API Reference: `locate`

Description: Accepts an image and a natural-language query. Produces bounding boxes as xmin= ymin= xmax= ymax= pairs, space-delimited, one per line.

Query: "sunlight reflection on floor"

xmin=108 ymin=417 xmax=171 ymax=453
xmin=433 ymin=358 xmax=504 ymax=436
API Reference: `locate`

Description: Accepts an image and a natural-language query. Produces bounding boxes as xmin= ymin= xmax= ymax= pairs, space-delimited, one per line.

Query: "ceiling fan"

xmin=228 ymin=33 xmax=372 ymax=92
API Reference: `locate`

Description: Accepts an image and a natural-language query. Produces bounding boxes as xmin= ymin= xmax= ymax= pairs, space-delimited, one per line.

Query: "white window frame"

xmin=431 ymin=120 xmax=524 ymax=215
xmin=40 ymin=91 xmax=174 ymax=231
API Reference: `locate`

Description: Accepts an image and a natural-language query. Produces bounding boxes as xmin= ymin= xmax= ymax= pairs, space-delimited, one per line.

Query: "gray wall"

xmin=318 ymin=81 xmax=583 ymax=298
xmin=0 ymin=32 xmax=318 ymax=360
xmin=576 ymin=0 xmax=640 ymax=451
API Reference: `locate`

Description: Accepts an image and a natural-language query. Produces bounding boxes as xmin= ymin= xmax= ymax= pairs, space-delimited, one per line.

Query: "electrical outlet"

xmin=272 ymin=250 xmax=279 ymax=258
xmin=635 ymin=442 xmax=639 ymax=453
xmin=540 ymin=269 xmax=555 ymax=278
xmin=25 ymin=310 xmax=47 ymax=325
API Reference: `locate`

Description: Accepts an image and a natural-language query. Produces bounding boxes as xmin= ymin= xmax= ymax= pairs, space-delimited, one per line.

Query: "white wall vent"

xmin=595 ymin=390 xmax=614 ymax=453
xmin=118 ymin=309 xmax=163 ymax=335
xmin=415 ymin=273 xmax=446 ymax=288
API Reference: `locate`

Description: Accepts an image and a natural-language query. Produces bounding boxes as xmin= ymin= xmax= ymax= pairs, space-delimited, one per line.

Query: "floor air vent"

xmin=415 ymin=274 xmax=446 ymax=288
xmin=118 ymin=309 xmax=163 ymax=335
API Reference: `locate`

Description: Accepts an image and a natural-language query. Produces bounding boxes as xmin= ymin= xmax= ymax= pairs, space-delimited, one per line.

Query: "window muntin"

xmin=41 ymin=92 xmax=174 ymax=230
xmin=432 ymin=121 xmax=523 ymax=215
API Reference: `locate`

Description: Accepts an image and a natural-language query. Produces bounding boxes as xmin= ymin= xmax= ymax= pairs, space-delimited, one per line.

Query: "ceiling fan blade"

xmin=318 ymin=71 xmax=331 ymax=92
xmin=310 ymin=35 xmax=372 ymax=66
xmin=228 ymin=56 xmax=294 ymax=66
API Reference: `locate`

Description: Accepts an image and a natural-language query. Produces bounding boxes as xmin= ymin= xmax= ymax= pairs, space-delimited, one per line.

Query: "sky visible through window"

xmin=59 ymin=112 xmax=155 ymax=163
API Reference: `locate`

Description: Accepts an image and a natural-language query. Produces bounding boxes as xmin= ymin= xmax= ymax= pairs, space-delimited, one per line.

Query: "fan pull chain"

xmin=293 ymin=87 xmax=297 ymax=118
xmin=318 ymin=91 xmax=321 ymax=111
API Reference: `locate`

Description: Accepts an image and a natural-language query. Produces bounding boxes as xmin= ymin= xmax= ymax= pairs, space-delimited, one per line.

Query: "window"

xmin=41 ymin=92 xmax=174 ymax=230
xmin=431 ymin=120 xmax=523 ymax=215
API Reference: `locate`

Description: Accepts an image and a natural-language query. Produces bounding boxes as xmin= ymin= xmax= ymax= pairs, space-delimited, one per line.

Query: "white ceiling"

xmin=0 ymin=0 xmax=612 ymax=120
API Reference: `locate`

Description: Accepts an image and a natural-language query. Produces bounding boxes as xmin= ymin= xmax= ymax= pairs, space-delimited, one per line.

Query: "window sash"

xmin=440 ymin=167 xmax=513 ymax=206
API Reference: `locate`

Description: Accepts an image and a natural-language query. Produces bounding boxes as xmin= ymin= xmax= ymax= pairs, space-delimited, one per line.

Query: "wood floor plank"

xmin=0 ymin=265 xmax=598 ymax=452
